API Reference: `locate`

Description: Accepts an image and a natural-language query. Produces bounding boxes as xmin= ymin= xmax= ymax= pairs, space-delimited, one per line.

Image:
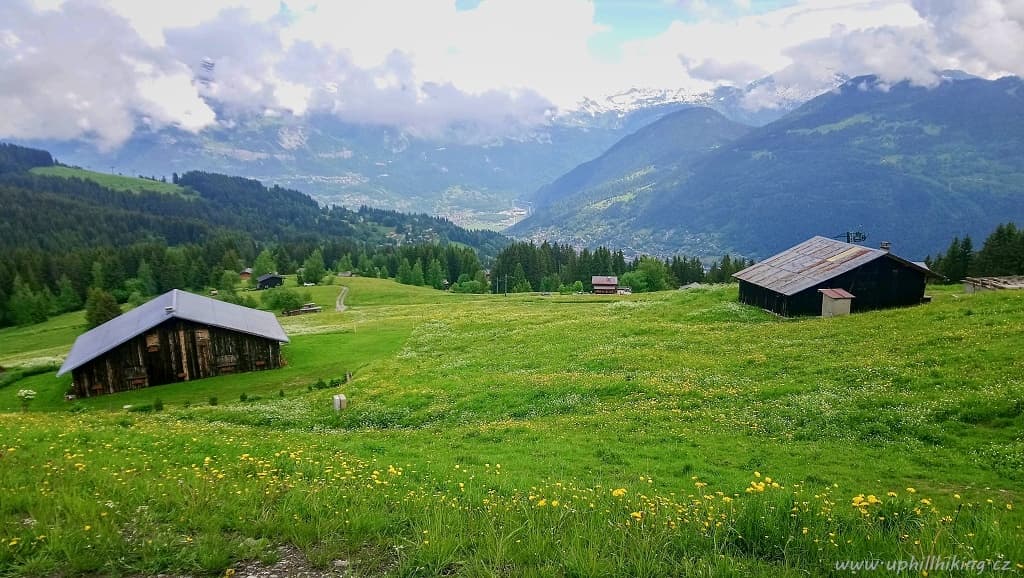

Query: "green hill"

xmin=512 ymin=107 xmax=749 ymax=254
xmin=29 ymin=165 xmax=191 ymax=197
xmin=1 ymin=280 xmax=1021 ymax=575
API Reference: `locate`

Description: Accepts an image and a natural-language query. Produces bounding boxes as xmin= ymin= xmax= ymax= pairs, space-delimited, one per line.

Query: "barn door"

xmin=194 ymin=328 xmax=214 ymax=378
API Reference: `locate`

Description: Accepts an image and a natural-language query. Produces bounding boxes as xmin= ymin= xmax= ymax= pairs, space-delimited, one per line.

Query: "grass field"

xmin=1 ymin=279 xmax=1022 ymax=576
xmin=29 ymin=166 xmax=191 ymax=197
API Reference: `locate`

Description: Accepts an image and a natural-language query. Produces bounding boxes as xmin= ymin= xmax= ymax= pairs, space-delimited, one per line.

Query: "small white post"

xmin=333 ymin=394 xmax=347 ymax=411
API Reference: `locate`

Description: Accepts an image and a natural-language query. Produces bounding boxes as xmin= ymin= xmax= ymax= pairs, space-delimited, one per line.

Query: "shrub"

xmin=240 ymin=392 xmax=249 ymax=402
xmin=261 ymin=287 xmax=311 ymax=312
xmin=153 ymin=398 xmax=164 ymax=412
xmin=208 ymin=396 xmax=218 ymax=406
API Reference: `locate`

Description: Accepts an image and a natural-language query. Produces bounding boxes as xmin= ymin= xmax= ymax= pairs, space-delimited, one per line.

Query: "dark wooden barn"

xmin=257 ymin=273 xmax=284 ymax=290
xmin=57 ymin=290 xmax=289 ymax=398
xmin=732 ymin=237 xmax=941 ymax=317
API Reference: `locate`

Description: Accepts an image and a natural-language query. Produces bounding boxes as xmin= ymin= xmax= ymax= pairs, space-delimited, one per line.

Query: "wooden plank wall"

xmin=72 ymin=319 xmax=282 ymax=397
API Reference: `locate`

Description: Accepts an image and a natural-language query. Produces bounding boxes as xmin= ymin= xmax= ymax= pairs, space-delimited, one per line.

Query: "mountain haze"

xmin=511 ymin=108 xmax=749 ymax=254
xmin=18 ymin=74 xmax=844 ymax=232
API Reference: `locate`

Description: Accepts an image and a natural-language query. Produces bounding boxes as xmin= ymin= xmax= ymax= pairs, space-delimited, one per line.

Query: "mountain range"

xmin=14 ymin=73 xmax=844 ymax=231
xmin=513 ymin=73 xmax=1024 ymax=260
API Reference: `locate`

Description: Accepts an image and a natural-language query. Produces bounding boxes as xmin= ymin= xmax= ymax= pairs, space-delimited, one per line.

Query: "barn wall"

xmin=796 ymin=256 xmax=928 ymax=315
xmin=738 ymin=281 xmax=791 ymax=316
xmin=72 ymin=319 xmax=283 ymax=397
xmin=740 ymin=256 xmax=928 ymax=317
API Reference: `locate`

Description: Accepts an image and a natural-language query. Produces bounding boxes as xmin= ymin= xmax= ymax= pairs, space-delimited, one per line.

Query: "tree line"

xmin=0 ymin=232 xmax=486 ymax=327
xmin=488 ymin=241 xmax=753 ymax=294
xmin=925 ymin=223 xmax=1024 ymax=283
xmin=0 ymin=143 xmax=503 ymax=327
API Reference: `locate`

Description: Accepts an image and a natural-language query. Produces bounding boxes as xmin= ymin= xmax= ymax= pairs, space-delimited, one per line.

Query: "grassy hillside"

xmin=29 ymin=165 xmax=191 ymax=196
xmin=1 ymin=280 xmax=1022 ymax=575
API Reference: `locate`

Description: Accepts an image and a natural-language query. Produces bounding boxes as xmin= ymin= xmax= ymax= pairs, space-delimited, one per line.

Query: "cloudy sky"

xmin=1 ymin=0 xmax=1022 ymax=149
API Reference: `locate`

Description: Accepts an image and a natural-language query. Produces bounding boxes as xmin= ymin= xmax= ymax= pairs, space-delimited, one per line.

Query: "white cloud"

xmin=2 ymin=0 xmax=1022 ymax=149
xmin=0 ymin=0 xmax=215 ymax=150
xmin=912 ymin=0 xmax=1024 ymax=77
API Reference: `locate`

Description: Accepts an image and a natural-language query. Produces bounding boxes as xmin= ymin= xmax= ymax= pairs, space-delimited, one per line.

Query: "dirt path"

xmin=335 ymin=285 xmax=349 ymax=312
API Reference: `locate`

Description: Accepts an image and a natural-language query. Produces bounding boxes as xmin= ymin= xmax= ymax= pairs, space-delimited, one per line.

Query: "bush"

xmin=261 ymin=287 xmax=311 ymax=312
xmin=153 ymin=398 xmax=164 ymax=412
xmin=240 ymin=392 xmax=248 ymax=402
xmin=278 ymin=390 xmax=285 ymax=398
xmin=208 ymin=396 xmax=218 ymax=406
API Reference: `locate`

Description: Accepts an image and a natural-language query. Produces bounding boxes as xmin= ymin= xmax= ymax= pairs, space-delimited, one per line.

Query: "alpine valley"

xmin=16 ymin=72 xmax=841 ymax=232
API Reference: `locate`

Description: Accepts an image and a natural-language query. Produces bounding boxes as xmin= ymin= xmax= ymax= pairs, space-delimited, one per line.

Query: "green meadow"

xmin=28 ymin=166 xmax=192 ymax=197
xmin=1 ymin=278 xmax=1022 ymax=576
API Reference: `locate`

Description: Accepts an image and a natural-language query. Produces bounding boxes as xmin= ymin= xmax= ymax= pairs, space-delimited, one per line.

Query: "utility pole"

xmin=503 ymin=274 xmax=508 ymax=297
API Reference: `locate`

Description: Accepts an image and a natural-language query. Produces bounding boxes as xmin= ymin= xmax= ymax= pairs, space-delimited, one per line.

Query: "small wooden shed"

xmin=257 ymin=273 xmax=284 ymax=290
xmin=819 ymin=288 xmax=855 ymax=317
xmin=57 ymin=290 xmax=289 ymax=397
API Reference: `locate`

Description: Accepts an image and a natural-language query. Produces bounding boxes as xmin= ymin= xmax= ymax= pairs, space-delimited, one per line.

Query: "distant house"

xmin=733 ymin=236 xmax=941 ymax=317
xmin=592 ymin=276 xmax=619 ymax=295
xmin=256 ymin=273 xmax=284 ymax=290
xmin=57 ymin=290 xmax=289 ymax=398
xmin=239 ymin=267 xmax=253 ymax=281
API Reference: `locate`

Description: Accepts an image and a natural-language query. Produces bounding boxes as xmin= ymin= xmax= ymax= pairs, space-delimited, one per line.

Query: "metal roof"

xmin=257 ymin=273 xmax=282 ymax=283
xmin=733 ymin=236 xmax=937 ymax=296
xmin=57 ymin=290 xmax=289 ymax=376
xmin=592 ymin=276 xmax=618 ymax=285
xmin=819 ymin=288 xmax=856 ymax=299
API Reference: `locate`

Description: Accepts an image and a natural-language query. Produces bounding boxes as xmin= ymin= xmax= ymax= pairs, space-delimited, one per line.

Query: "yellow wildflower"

xmin=630 ymin=511 xmax=643 ymax=520
xmin=611 ymin=488 xmax=627 ymax=497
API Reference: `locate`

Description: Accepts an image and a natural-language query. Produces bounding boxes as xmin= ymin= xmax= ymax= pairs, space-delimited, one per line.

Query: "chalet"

xmin=257 ymin=273 xmax=284 ymax=290
xmin=733 ymin=237 xmax=941 ymax=317
xmin=57 ymin=290 xmax=288 ymax=398
xmin=592 ymin=276 xmax=619 ymax=295
xmin=239 ymin=267 xmax=253 ymax=281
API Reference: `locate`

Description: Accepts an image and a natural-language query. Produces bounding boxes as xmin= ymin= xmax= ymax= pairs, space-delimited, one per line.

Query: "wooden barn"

xmin=592 ymin=276 xmax=619 ymax=295
xmin=733 ymin=237 xmax=941 ymax=317
xmin=239 ymin=267 xmax=253 ymax=281
xmin=257 ymin=273 xmax=284 ymax=290
xmin=57 ymin=290 xmax=289 ymax=398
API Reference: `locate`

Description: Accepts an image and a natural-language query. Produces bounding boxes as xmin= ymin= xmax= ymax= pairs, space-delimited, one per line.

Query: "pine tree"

xmin=55 ymin=275 xmax=81 ymax=313
xmin=410 ymin=260 xmax=425 ymax=286
xmin=397 ymin=259 xmax=413 ymax=284
xmin=510 ymin=263 xmax=532 ymax=293
xmin=427 ymin=259 xmax=444 ymax=289
xmin=136 ymin=259 xmax=157 ymax=295
xmin=85 ymin=288 xmax=121 ymax=328
xmin=303 ymin=249 xmax=326 ymax=285
xmin=8 ymin=276 xmax=49 ymax=325
xmin=253 ymin=249 xmax=277 ymax=278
